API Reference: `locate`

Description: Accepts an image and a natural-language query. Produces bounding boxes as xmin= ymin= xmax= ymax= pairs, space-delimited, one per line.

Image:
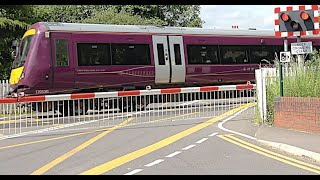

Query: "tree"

xmin=33 ymin=5 xmax=203 ymax=27
xmin=0 ymin=5 xmax=35 ymax=79
xmin=111 ymin=5 xmax=204 ymax=27
xmin=81 ymin=7 xmax=166 ymax=26
xmin=0 ymin=5 xmax=205 ymax=79
xmin=33 ymin=5 xmax=112 ymax=23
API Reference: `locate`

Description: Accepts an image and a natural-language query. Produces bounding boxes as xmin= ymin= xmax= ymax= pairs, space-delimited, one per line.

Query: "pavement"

xmin=223 ymin=107 xmax=320 ymax=164
xmin=255 ymin=125 xmax=320 ymax=163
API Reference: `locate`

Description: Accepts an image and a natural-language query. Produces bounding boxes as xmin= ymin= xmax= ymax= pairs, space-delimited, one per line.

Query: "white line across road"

xmin=209 ymin=132 xmax=218 ymax=137
xmin=124 ymin=132 xmax=218 ymax=175
xmin=196 ymin=138 xmax=208 ymax=144
xmin=144 ymin=159 xmax=165 ymax=167
xmin=165 ymin=151 xmax=182 ymax=158
xmin=124 ymin=169 xmax=143 ymax=175
xmin=182 ymin=144 xmax=196 ymax=150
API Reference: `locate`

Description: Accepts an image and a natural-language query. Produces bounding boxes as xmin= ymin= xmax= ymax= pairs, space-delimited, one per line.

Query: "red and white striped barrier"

xmin=0 ymin=82 xmax=255 ymax=104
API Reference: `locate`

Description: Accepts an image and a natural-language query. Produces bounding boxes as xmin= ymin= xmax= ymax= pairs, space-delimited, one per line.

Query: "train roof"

xmin=39 ymin=22 xmax=276 ymax=37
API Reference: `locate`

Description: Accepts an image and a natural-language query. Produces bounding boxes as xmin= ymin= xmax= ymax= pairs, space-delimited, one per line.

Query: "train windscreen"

xmin=11 ymin=35 xmax=34 ymax=69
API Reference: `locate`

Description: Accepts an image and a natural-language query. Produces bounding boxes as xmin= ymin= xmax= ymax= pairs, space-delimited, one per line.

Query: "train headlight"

xmin=18 ymin=92 xmax=25 ymax=97
xmin=19 ymin=72 xmax=25 ymax=80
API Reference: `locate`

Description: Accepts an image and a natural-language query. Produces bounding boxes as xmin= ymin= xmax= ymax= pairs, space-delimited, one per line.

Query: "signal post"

xmin=274 ymin=5 xmax=319 ymax=96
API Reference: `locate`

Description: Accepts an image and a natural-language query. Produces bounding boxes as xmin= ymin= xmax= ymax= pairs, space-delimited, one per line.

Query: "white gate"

xmin=0 ymin=83 xmax=256 ymax=139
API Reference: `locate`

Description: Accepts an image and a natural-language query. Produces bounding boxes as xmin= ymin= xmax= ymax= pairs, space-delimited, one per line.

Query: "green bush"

xmin=265 ymin=49 xmax=320 ymax=125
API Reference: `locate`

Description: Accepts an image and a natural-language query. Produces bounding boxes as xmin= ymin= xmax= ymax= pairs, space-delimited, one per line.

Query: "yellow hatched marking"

xmin=79 ymin=103 xmax=255 ymax=175
xmin=30 ymin=117 xmax=135 ymax=175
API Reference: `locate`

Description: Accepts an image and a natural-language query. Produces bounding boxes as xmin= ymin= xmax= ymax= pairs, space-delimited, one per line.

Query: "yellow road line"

xmin=121 ymin=112 xmax=197 ymax=128
xmin=0 ymin=118 xmax=41 ymax=125
xmin=218 ymin=134 xmax=320 ymax=174
xmin=79 ymin=102 xmax=255 ymax=175
xmin=224 ymin=134 xmax=320 ymax=171
xmin=0 ymin=111 xmax=197 ymax=149
xmin=0 ymin=129 xmax=109 ymax=150
xmin=30 ymin=117 xmax=135 ymax=175
xmin=0 ymin=120 xmax=17 ymax=125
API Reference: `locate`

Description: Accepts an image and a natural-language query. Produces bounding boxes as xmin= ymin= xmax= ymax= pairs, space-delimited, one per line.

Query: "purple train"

xmin=9 ymin=22 xmax=320 ymax=97
xmin=8 ymin=22 xmax=320 ymax=115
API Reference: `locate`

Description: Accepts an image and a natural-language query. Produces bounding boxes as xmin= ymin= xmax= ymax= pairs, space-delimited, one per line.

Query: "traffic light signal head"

xmin=278 ymin=10 xmax=315 ymax=32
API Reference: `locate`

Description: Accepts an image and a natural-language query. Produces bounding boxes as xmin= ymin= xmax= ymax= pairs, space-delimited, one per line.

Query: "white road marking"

xmin=217 ymin=107 xmax=257 ymax=140
xmin=196 ymin=138 xmax=208 ymax=144
xmin=165 ymin=151 xmax=182 ymax=158
xmin=182 ymin=144 xmax=196 ymax=150
xmin=208 ymin=132 xmax=218 ymax=137
xmin=144 ymin=159 xmax=164 ymax=167
xmin=124 ymin=169 xmax=143 ymax=175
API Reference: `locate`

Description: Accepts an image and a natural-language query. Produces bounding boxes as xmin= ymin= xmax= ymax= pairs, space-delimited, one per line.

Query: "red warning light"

xmin=281 ymin=13 xmax=289 ymax=21
xmin=300 ymin=12 xmax=310 ymax=20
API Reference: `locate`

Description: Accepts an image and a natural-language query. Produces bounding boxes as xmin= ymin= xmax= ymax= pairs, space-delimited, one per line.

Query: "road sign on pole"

xmin=291 ymin=41 xmax=313 ymax=55
xmin=280 ymin=51 xmax=291 ymax=62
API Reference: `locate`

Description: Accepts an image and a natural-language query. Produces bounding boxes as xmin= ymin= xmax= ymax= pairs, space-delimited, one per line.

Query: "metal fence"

xmin=254 ymin=65 xmax=318 ymax=123
xmin=0 ymin=83 xmax=257 ymax=139
xmin=0 ymin=80 xmax=9 ymax=98
xmin=0 ymin=80 xmax=11 ymax=115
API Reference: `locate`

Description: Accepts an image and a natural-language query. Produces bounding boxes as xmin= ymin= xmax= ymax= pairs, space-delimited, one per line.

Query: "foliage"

xmin=32 ymin=5 xmax=112 ymax=23
xmin=0 ymin=6 xmax=35 ymax=79
xmin=265 ymin=49 xmax=320 ymax=126
xmin=81 ymin=8 xmax=166 ymax=26
xmin=32 ymin=5 xmax=203 ymax=27
xmin=113 ymin=5 xmax=204 ymax=27
xmin=0 ymin=5 xmax=203 ymax=79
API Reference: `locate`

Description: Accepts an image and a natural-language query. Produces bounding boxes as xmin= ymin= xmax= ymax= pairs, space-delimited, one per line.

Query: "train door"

xmin=152 ymin=35 xmax=186 ymax=84
xmin=168 ymin=36 xmax=186 ymax=83
xmin=51 ymin=33 xmax=75 ymax=91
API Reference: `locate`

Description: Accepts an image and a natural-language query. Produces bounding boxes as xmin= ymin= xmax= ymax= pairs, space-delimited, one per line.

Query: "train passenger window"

xmin=111 ymin=44 xmax=151 ymax=65
xmin=174 ymin=44 xmax=182 ymax=65
xmin=249 ymin=46 xmax=275 ymax=64
xmin=220 ymin=46 xmax=248 ymax=64
xmin=157 ymin=44 xmax=165 ymax=65
xmin=77 ymin=43 xmax=111 ymax=66
xmin=55 ymin=39 xmax=69 ymax=66
xmin=187 ymin=45 xmax=219 ymax=64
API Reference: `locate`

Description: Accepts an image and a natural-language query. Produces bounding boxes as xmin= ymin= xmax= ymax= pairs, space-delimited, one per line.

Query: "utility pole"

xmin=296 ymin=36 xmax=304 ymax=67
xmin=279 ymin=38 xmax=288 ymax=97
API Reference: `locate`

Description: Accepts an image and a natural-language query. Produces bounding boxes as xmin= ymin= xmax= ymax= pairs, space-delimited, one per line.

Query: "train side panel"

xmin=71 ymin=33 xmax=155 ymax=91
xmin=182 ymin=35 xmax=319 ymax=85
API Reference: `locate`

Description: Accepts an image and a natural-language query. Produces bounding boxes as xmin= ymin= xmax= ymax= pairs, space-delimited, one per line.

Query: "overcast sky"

xmin=200 ymin=5 xmax=291 ymax=30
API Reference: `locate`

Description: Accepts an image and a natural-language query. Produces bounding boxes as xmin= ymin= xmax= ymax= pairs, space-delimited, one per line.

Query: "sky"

xmin=200 ymin=5 xmax=290 ymax=30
